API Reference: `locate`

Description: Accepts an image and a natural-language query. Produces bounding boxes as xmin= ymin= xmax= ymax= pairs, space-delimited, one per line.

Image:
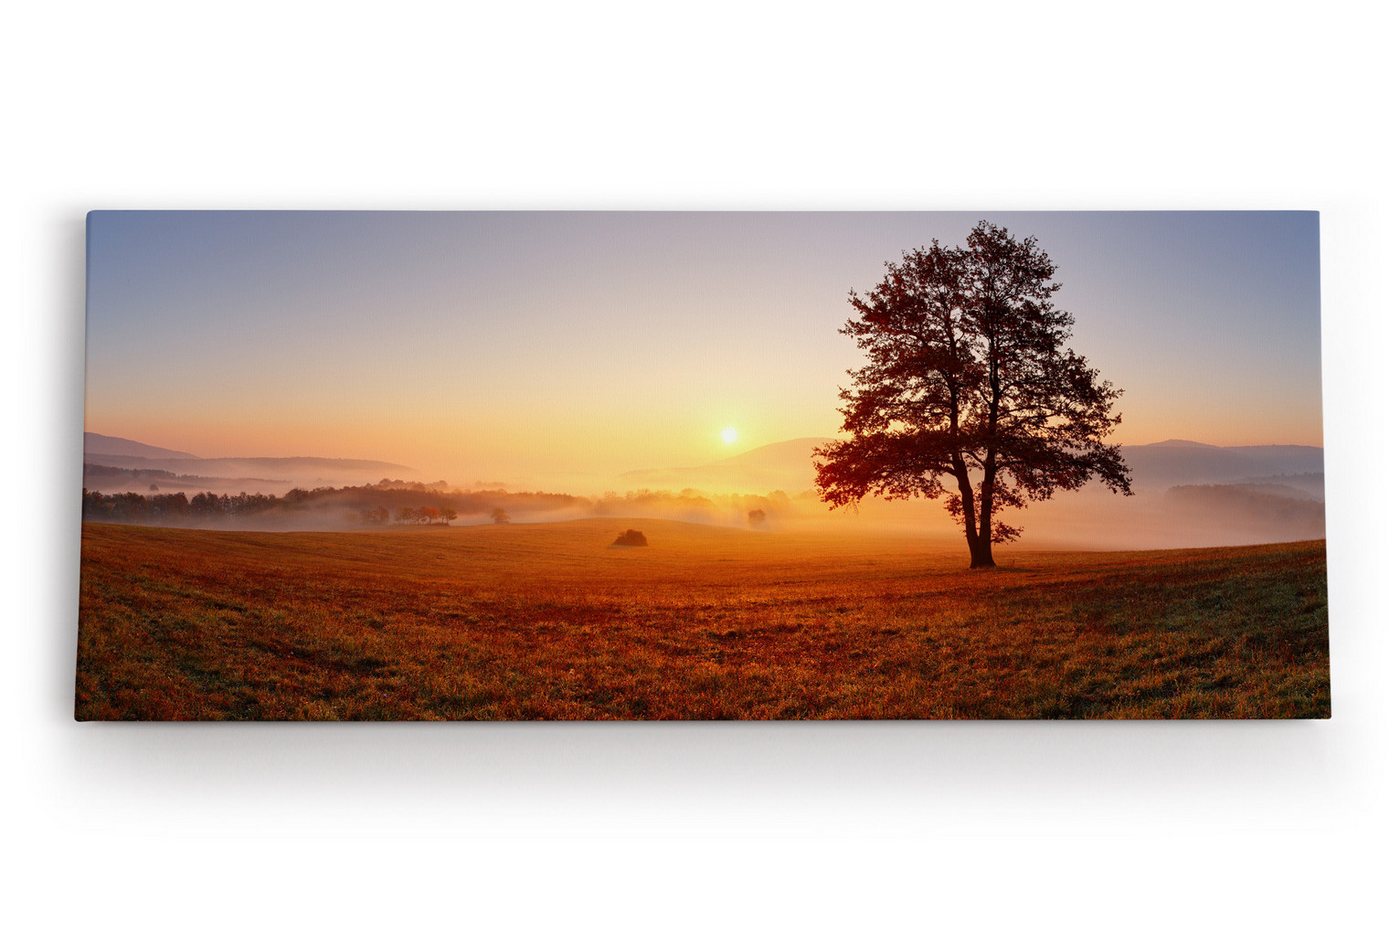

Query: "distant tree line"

xmin=81 ymin=490 xmax=284 ymax=521
xmin=80 ymin=484 xmax=584 ymax=527
xmin=84 ymin=463 xmax=181 ymax=482
xmin=81 ymin=482 xmax=791 ymax=530
xmin=359 ymin=505 xmax=459 ymax=525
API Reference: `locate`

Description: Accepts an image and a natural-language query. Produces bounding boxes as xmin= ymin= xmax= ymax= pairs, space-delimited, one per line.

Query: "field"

xmin=76 ymin=519 xmax=1330 ymax=720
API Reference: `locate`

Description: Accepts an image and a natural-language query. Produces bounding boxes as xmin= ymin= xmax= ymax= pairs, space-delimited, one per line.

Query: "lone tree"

xmin=815 ymin=222 xmax=1132 ymax=568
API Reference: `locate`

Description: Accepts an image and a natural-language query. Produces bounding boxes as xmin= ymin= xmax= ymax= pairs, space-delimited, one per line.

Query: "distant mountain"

xmin=620 ymin=437 xmax=1324 ymax=495
xmin=1123 ymin=442 xmax=1323 ymax=489
xmin=621 ymin=438 xmax=831 ymax=493
xmin=1141 ymin=438 xmax=1216 ymax=448
xmin=88 ymin=453 xmax=413 ymax=476
xmin=82 ymin=433 xmax=415 ymax=490
xmin=82 ymin=462 xmax=291 ymax=495
xmin=711 ymin=437 xmax=833 ymax=462
xmin=84 ymin=432 xmax=197 ymax=460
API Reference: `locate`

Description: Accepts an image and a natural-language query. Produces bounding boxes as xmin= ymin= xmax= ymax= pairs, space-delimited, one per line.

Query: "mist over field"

xmin=82 ymin=432 xmax=1324 ymax=549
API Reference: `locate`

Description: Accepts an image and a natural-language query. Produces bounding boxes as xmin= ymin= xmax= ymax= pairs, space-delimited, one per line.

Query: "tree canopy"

xmin=815 ymin=221 xmax=1132 ymax=567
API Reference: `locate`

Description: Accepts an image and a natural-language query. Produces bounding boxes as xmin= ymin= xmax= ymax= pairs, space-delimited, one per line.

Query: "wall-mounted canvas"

xmin=77 ymin=211 xmax=1328 ymax=720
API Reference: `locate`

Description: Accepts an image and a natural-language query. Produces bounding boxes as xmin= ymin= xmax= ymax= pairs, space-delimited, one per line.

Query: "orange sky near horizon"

xmin=84 ymin=212 xmax=1324 ymax=489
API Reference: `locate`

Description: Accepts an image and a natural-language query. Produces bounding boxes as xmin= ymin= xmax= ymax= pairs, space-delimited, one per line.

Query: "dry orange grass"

xmin=75 ymin=519 xmax=1329 ymax=720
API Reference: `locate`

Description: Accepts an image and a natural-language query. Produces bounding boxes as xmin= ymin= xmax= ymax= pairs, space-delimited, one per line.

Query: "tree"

xmin=815 ymin=222 xmax=1132 ymax=568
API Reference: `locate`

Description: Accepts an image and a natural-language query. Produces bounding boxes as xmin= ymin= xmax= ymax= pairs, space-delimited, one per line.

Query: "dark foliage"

xmin=815 ymin=222 xmax=1132 ymax=567
xmin=81 ymin=484 xmax=582 ymax=528
xmin=612 ymin=529 xmax=648 ymax=547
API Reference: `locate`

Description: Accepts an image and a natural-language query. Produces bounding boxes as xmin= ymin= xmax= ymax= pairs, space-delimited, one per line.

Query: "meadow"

xmin=76 ymin=519 xmax=1330 ymax=720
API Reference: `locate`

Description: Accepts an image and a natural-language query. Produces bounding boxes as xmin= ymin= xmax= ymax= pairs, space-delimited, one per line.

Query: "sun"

xmin=720 ymin=426 xmax=739 ymax=446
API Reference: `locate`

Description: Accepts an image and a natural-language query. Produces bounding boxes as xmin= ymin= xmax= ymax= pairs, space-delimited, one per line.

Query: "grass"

xmin=75 ymin=518 xmax=1329 ymax=720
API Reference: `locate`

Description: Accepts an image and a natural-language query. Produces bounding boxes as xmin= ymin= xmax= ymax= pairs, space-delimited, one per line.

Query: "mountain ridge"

xmin=82 ymin=432 xmax=415 ymax=491
xmin=84 ymin=431 xmax=197 ymax=460
xmin=620 ymin=436 xmax=1324 ymax=494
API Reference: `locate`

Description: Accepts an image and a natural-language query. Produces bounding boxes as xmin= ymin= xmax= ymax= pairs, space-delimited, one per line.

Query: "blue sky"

xmin=85 ymin=211 xmax=1322 ymax=484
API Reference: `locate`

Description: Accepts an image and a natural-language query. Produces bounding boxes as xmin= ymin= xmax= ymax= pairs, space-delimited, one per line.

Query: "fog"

xmin=82 ymin=433 xmax=1325 ymax=549
xmin=581 ymin=482 xmax=1325 ymax=550
xmin=81 ymin=475 xmax=1325 ymax=550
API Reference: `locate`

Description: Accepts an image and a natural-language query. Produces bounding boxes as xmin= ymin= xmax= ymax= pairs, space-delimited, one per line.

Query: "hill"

xmin=85 ymin=454 xmax=413 ymax=475
xmin=1123 ymin=442 xmax=1324 ymax=488
xmin=620 ymin=437 xmax=831 ymax=492
xmin=81 ymin=433 xmax=415 ymax=490
xmin=621 ymin=436 xmax=1325 ymax=495
xmin=81 ymin=462 xmax=288 ymax=495
xmin=84 ymin=431 xmax=197 ymax=460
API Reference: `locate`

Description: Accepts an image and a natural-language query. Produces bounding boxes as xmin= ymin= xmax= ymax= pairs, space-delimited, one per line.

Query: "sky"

xmin=85 ymin=211 xmax=1323 ymax=489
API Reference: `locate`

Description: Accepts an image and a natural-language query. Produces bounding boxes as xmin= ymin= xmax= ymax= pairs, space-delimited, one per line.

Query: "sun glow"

xmin=720 ymin=426 xmax=739 ymax=446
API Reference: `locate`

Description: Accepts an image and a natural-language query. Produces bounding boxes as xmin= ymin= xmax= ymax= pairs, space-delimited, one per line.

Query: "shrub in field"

xmin=612 ymin=529 xmax=648 ymax=547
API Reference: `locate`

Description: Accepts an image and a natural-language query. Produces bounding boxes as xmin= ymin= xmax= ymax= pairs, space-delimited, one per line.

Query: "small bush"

xmin=612 ymin=529 xmax=648 ymax=547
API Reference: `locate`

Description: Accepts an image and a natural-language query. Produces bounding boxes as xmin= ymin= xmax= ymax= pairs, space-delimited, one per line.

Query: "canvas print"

xmin=77 ymin=211 xmax=1328 ymax=720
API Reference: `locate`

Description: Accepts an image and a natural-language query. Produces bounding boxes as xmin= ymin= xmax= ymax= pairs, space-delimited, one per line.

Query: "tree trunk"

xmin=977 ymin=325 xmax=1001 ymax=569
xmin=969 ymin=539 xmax=996 ymax=568
xmin=949 ymin=456 xmax=984 ymax=569
xmin=972 ymin=451 xmax=997 ymax=569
